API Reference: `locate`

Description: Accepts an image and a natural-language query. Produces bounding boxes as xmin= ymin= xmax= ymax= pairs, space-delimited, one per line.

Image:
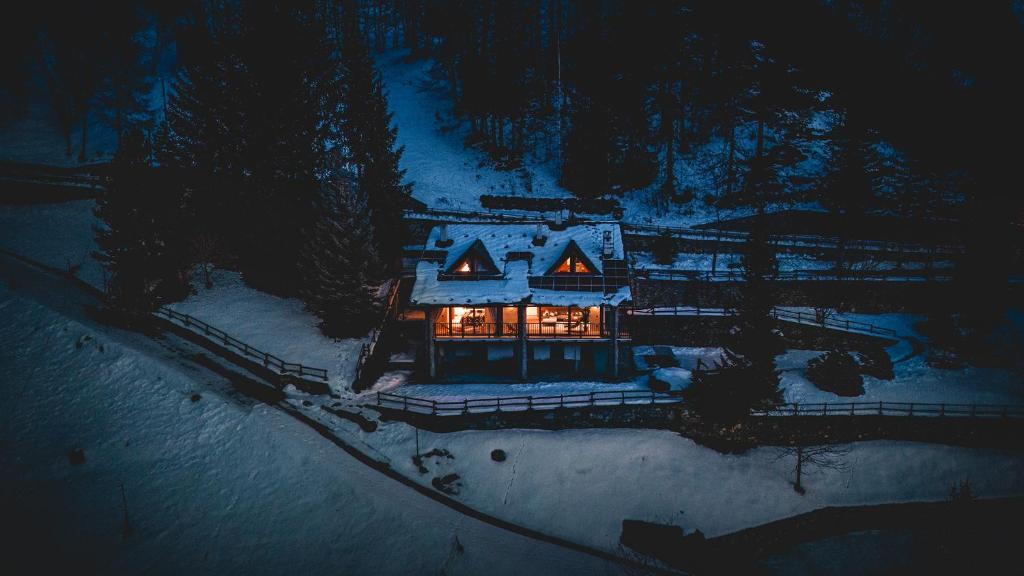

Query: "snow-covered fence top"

xmin=154 ymin=307 xmax=329 ymax=381
xmin=634 ymin=268 xmax=956 ymax=284
xmin=628 ymin=306 xmax=899 ymax=338
xmin=754 ymin=401 xmax=1024 ymax=419
xmin=376 ymin=389 xmax=682 ymax=416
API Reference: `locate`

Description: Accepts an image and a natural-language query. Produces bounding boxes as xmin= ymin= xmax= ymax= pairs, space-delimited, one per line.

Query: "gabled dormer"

xmin=442 ymin=239 xmax=501 ymax=279
xmin=545 ymin=240 xmax=600 ymax=276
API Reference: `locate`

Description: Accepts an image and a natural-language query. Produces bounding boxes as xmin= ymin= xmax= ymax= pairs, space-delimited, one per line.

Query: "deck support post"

xmin=424 ymin=306 xmax=436 ymax=381
xmin=609 ymin=305 xmax=619 ymax=379
xmin=517 ymin=303 xmax=528 ymax=381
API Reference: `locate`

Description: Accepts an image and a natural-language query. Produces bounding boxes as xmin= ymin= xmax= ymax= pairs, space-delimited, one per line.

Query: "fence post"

xmin=850 ymin=403 xmax=855 ymax=416
xmin=464 ymin=398 xmax=468 ymax=415
xmin=908 ymin=403 xmax=913 ymax=417
xmin=823 ymin=403 xmax=828 ymax=416
xmin=793 ymin=403 xmax=798 ymax=416
xmin=878 ymin=401 xmax=883 ymax=416
xmin=621 ymin=391 xmax=625 ymax=406
xmin=559 ymin=394 xmax=564 ymax=409
xmin=263 ymin=352 xmax=268 ymax=367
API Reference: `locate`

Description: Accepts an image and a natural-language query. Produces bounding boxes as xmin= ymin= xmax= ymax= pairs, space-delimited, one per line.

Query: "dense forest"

xmin=2 ymin=0 xmax=1021 ymax=343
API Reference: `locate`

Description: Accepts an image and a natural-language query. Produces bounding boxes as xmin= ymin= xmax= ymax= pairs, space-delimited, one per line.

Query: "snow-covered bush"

xmin=853 ymin=347 xmax=894 ymax=380
xmin=805 ymin=349 xmax=864 ymax=396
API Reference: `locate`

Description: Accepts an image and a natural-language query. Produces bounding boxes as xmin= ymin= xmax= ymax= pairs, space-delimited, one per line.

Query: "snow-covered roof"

xmin=410 ymin=222 xmax=631 ymax=307
xmin=426 ymin=223 xmax=624 ymax=275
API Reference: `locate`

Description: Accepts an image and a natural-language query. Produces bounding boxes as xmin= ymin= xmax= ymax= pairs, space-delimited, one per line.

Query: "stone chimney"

xmin=435 ymin=223 xmax=453 ymax=248
xmin=532 ymin=222 xmax=547 ymax=246
xmin=602 ymin=230 xmax=614 ymax=259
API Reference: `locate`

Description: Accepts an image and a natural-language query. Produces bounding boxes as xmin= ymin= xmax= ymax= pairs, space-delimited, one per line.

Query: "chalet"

xmin=409 ymin=222 xmax=631 ymax=381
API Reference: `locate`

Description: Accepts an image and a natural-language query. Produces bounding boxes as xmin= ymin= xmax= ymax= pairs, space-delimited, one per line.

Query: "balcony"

xmin=432 ymin=321 xmax=629 ymax=340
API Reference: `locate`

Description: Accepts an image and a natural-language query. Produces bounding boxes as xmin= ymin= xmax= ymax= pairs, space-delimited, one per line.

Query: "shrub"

xmin=652 ymin=231 xmax=676 ymax=265
xmin=806 ymin=350 xmax=865 ymax=396
xmin=854 ymin=347 xmax=894 ymax=380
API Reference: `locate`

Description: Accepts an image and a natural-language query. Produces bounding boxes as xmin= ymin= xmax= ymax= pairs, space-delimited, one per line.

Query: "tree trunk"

xmin=794 ymin=446 xmax=805 ymax=494
xmin=79 ymin=111 xmax=88 ymax=163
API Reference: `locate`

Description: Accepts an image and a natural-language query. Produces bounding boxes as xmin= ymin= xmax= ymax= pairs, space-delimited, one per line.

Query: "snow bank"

xmin=0 ymin=199 xmax=104 ymax=289
xmin=167 ymin=269 xmax=364 ymax=392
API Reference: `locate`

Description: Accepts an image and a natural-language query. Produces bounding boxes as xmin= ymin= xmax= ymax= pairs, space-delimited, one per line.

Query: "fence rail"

xmin=634 ymin=268 xmax=955 ymax=283
xmin=154 ymin=307 xmax=328 ymax=381
xmin=753 ymin=401 xmax=1024 ymax=419
xmin=354 ymin=279 xmax=403 ymax=387
xmin=376 ymin=391 xmax=1024 ymax=421
xmin=432 ymin=321 xmax=628 ymax=339
xmin=769 ymin=308 xmax=899 ymax=337
xmin=628 ymin=306 xmax=898 ymax=338
xmin=376 ymin=389 xmax=682 ymax=416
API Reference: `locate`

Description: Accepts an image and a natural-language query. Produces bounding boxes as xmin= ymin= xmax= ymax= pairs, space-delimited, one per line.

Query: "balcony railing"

xmin=433 ymin=322 xmax=629 ymax=339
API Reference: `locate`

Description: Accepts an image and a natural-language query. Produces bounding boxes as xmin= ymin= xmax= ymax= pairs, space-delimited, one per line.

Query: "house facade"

xmin=409 ymin=222 xmax=632 ymax=381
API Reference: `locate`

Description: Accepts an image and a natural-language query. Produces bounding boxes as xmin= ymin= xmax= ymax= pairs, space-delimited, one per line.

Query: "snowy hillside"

xmin=0 ymin=260 xmax=618 ymax=575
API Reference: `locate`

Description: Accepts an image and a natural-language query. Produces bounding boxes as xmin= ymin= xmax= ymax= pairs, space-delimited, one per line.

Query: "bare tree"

xmin=190 ymin=232 xmax=226 ymax=289
xmin=813 ymin=306 xmax=834 ymax=325
xmin=776 ymin=444 xmax=850 ymax=495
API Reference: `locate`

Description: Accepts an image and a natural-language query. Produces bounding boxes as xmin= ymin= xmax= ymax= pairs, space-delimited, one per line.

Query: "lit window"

xmin=458 ymin=261 xmax=472 ymax=273
xmin=554 ymin=257 xmax=591 ymax=274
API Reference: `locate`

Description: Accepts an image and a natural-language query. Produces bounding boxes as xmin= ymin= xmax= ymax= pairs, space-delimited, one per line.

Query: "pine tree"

xmin=339 ymin=8 xmax=411 ymax=271
xmin=300 ymin=175 xmax=381 ymax=338
xmin=93 ymin=129 xmax=189 ymax=322
xmin=685 ymin=211 xmax=782 ymax=421
xmin=823 ymin=109 xmax=875 ymax=276
xmin=159 ymin=1 xmax=343 ymax=295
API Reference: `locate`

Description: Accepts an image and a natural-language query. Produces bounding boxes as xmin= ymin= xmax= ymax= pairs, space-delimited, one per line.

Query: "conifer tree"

xmin=300 ymin=175 xmax=381 ymax=338
xmin=824 ymin=109 xmax=875 ymax=276
xmin=684 ymin=211 xmax=782 ymax=421
xmin=93 ymin=129 xmax=189 ymax=322
xmin=338 ymin=8 xmax=410 ymax=271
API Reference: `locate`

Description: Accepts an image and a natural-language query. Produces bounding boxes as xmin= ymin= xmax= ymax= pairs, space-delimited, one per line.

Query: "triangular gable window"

xmin=546 ymin=240 xmax=599 ymax=275
xmin=446 ymin=239 xmax=500 ymax=275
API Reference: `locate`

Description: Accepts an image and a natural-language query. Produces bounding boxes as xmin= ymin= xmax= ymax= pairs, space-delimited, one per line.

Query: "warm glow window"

xmin=553 ymin=255 xmax=592 ymax=274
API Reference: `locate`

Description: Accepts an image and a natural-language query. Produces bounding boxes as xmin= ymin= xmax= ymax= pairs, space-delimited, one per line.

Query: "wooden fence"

xmin=353 ymin=279 xmax=403 ymax=387
xmin=634 ymin=268 xmax=955 ymax=283
xmin=753 ymin=401 xmax=1024 ymax=419
xmin=154 ymin=307 xmax=329 ymax=381
xmin=628 ymin=305 xmax=898 ymax=338
xmin=769 ymin=308 xmax=898 ymax=337
xmin=376 ymin=389 xmax=682 ymax=416
xmin=377 ymin=390 xmax=1024 ymax=421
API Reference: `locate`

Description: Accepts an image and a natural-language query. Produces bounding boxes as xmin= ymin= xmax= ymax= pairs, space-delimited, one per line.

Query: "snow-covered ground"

xmin=379 ymin=49 xmax=823 ymax=229
xmin=0 ymin=198 xmax=104 ymax=288
xmin=167 ymin=269 xmax=366 ymax=393
xmin=0 ymin=257 xmax=619 ymax=575
xmin=301 ymin=400 xmax=1024 ymax=550
xmin=0 ymin=199 xmax=365 ymax=393
xmin=381 ymin=53 xmax=572 ymax=211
